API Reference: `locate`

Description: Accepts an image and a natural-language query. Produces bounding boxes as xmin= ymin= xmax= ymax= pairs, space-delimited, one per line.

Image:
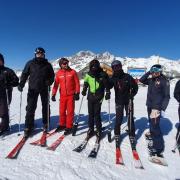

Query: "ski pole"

xmin=72 ymin=96 xmax=84 ymax=136
xmin=18 ymin=91 xmax=22 ymax=136
xmin=107 ymin=99 xmax=112 ymax=142
xmin=4 ymin=71 xmax=11 ymax=132
xmin=47 ymin=86 xmax=51 ymax=132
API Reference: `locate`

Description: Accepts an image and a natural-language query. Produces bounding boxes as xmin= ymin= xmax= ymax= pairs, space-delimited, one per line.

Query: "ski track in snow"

xmin=0 ymin=84 xmax=180 ymax=180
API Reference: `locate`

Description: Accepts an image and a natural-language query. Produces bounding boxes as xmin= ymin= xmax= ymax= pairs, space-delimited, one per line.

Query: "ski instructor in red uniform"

xmin=51 ymin=57 xmax=80 ymax=135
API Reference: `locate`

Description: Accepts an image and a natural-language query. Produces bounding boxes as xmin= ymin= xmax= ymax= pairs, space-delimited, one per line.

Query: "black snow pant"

xmin=88 ymin=97 xmax=102 ymax=133
xmin=176 ymin=105 xmax=180 ymax=144
xmin=25 ymin=89 xmax=49 ymax=129
xmin=114 ymin=102 xmax=135 ymax=137
xmin=0 ymin=92 xmax=9 ymax=131
xmin=147 ymin=107 xmax=164 ymax=154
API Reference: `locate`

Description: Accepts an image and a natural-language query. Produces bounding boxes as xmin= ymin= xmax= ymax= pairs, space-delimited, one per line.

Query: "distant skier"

xmin=174 ymin=79 xmax=180 ymax=151
xmin=139 ymin=64 xmax=170 ymax=157
xmin=0 ymin=53 xmax=19 ymax=134
xmin=51 ymin=57 xmax=80 ymax=135
xmin=109 ymin=60 xmax=138 ymax=148
xmin=18 ymin=47 xmax=55 ymax=137
xmin=81 ymin=59 xmax=110 ymax=142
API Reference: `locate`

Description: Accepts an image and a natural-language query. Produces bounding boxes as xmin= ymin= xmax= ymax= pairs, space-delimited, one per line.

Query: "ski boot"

xmin=96 ymin=130 xmax=102 ymax=144
xmin=55 ymin=125 xmax=66 ymax=132
xmin=86 ymin=129 xmax=95 ymax=140
xmin=64 ymin=128 xmax=72 ymax=135
xmin=129 ymin=136 xmax=136 ymax=150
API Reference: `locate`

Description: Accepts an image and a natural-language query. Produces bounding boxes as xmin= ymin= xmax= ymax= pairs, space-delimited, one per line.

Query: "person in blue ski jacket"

xmin=139 ymin=64 xmax=170 ymax=157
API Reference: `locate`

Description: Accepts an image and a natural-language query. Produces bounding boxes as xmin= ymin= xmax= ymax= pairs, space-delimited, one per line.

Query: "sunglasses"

xmin=62 ymin=62 xmax=68 ymax=65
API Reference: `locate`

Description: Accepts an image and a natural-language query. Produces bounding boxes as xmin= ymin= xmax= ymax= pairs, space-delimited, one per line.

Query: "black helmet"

xmin=59 ymin=57 xmax=69 ymax=67
xmin=150 ymin=64 xmax=162 ymax=73
xmin=111 ymin=60 xmax=122 ymax=68
xmin=0 ymin=53 xmax=4 ymax=64
xmin=89 ymin=59 xmax=100 ymax=68
xmin=34 ymin=47 xmax=45 ymax=54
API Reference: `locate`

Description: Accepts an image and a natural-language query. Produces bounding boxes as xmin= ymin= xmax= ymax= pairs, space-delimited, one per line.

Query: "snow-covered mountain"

xmin=51 ymin=51 xmax=180 ymax=77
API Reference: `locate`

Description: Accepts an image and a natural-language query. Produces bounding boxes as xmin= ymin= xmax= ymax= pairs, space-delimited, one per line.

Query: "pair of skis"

xmin=115 ymin=136 xmax=144 ymax=169
xmin=6 ymin=129 xmax=65 ymax=159
xmin=73 ymin=136 xmax=100 ymax=158
xmin=30 ymin=129 xmax=65 ymax=151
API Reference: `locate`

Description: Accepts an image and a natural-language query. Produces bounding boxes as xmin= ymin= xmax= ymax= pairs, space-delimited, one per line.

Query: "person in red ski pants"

xmin=51 ymin=58 xmax=80 ymax=135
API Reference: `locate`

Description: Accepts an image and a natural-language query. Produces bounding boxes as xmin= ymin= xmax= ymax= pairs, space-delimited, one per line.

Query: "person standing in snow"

xmin=109 ymin=60 xmax=138 ymax=148
xmin=0 ymin=53 xmax=19 ymax=134
xmin=81 ymin=59 xmax=110 ymax=142
xmin=51 ymin=57 xmax=80 ymax=135
xmin=18 ymin=47 xmax=55 ymax=137
xmin=139 ymin=64 xmax=170 ymax=157
xmin=174 ymin=79 xmax=180 ymax=150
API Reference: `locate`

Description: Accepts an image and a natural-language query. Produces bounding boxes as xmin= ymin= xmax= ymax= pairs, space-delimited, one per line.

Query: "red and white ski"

xmin=30 ymin=130 xmax=56 ymax=146
xmin=116 ymin=147 xmax=124 ymax=165
xmin=6 ymin=137 xmax=27 ymax=159
xmin=47 ymin=134 xmax=65 ymax=151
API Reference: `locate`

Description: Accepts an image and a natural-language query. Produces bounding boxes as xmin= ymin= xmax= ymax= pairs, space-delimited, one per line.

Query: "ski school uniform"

xmin=82 ymin=69 xmax=110 ymax=134
xmin=52 ymin=68 xmax=80 ymax=129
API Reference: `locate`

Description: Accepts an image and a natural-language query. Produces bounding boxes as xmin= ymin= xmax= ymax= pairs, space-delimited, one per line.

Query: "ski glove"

xmin=81 ymin=90 xmax=87 ymax=96
xmin=51 ymin=95 xmax=56 ymax=102
xmin=74 ymin=93 xmax=80 ymax=101
xmin=17 ymin=85 xmax=23 ymax=92
xmin=105 ymin=92 xmax=111 ymax=100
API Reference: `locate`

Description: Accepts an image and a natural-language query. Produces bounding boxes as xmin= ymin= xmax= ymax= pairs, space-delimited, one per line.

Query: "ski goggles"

xmin=112 ymin=64 xmax=122 ymax=71
xmin=150 ymin=67 xmax=162 ymax=73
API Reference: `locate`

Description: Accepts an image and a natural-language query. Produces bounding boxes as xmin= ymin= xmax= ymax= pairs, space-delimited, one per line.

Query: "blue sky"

xmin=0 ymin=0 xmax=180 ymax=69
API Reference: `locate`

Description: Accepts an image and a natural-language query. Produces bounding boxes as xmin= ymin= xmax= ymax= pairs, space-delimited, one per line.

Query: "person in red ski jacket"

xmin=51 ymin=57 xmax=80 ymax=135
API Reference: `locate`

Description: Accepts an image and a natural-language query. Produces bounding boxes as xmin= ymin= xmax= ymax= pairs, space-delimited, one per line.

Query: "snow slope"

xmin=0 ymin=83 xmax=180 ymax=180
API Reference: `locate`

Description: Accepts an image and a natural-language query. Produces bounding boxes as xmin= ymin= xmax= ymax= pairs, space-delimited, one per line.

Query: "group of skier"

xmin=0 ymin=47 xmax=180 ymax=158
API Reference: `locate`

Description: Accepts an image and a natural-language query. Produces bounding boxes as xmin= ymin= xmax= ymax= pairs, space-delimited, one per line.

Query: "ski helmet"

xmin=89 ymin=59 xmax=100 ymax=69
xmin=111 ymin=60 xmax=122 ymax=71
xmin=0 ymin=53 xmax=4 ymax=64
xmin=59 ymin=57 xmax=69 ymax=67
xmin=34 ymin=47 xmax=45 ymax=54
xmin=150 ymin=64 xmax=162 ymax=73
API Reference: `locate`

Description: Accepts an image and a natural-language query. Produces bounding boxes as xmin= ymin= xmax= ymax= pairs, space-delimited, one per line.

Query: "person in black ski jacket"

xmin=81 ymin=59 xmax=110 ymax=142
xmin=109 ymin=60 xmax=138 ymax=148
xmin=0 ymin=53 xmax=19 ymax=134
xmin=139 ymin=64 xmax=170 ymax=157
xmin=174 ymin=80 xmax=180 ymax=148
xmin=18 ymin=47 xmax=55 ymax=137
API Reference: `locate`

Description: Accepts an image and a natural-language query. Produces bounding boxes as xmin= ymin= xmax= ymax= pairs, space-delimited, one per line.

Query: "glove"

xmin=161 ymin=110 xmax=166 ymax=118
xmin=81 ymin=90 xmax=86 ymax=96
xmin=51 ymin=95 xmax=56 ymax=102
xmin=17 ymin=85 xmax=23 ymax=92
xmin=74 ymin=93 xmax=80 ymax=101
xmin=105 ymin=92 xmax=110 ymax=100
